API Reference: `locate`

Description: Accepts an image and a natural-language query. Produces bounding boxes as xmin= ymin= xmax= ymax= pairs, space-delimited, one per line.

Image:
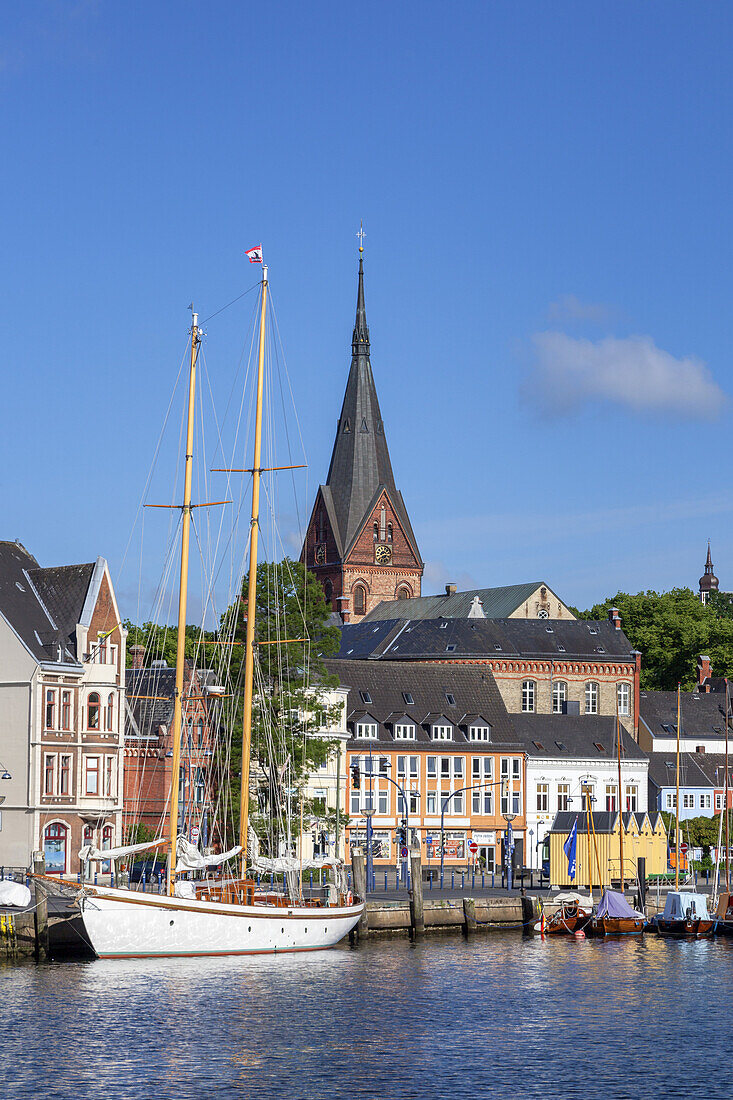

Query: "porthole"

xmin=281 ymin=927 xmax=284 ymax=933
xmin=248 ymin=925 xmax=251 ymax=932
xmin=169 ymin=920 xmax=174 ymax=926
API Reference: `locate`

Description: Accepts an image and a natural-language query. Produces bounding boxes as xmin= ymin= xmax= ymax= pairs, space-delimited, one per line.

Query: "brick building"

xmin=124 ymin=651 xmax=218 ymax=848
xmin=0 ymin=540 xmax=126 ymax=875
xmin=301 ymin=253 xmax=423 ymax=621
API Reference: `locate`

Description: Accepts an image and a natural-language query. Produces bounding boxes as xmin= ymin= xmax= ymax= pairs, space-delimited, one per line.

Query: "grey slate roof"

xmin=549 ymin=810 xmax=620 ymax=835
xmin=0 ymin=540 xmax=93 ymax=664
xmin=511 ymin=714 xmax=648 ymax=761
xmin=320 ymin=258 xmax=420 ymax=562
xmin=646 ymin=752 xmax=715 ymax=790
xmin=336 ymin=616 xmax=636 ymax=662
xmin=686 ymin=753 xmax=733 ymax=788
xmin=324 ymin=658 xmax=518 ymax=750
xmin=125 ymin=666 xmax=175 ymax=738
xmin=640 ymin=689 xmax=730 ymax=742
xmin=362 ymin=581 xmax=562 ymax=622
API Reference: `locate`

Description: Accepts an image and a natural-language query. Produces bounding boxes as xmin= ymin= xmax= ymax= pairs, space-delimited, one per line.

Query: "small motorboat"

xmin=537 ymin=891 xmax=593 ymax=935
xmin=655 ymin=891 xmax=714 ymax=938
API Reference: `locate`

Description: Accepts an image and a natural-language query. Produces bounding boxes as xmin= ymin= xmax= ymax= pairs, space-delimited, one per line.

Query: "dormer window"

xmin=355 ymin=721 xmax=378 ymax=739
xmin=394 ymin=723 xmax=415 ymax=740
xmin=431 ymin=724 xmax=452 ymax=741
xmin=469 ymin=725 xmax=491 ymax=742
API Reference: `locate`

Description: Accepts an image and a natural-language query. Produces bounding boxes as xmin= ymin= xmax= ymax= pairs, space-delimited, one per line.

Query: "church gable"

xmin=302 ymin=487 xmax=342 ymax=571
xmin=344 ymin=489 xmax=421 ymax=572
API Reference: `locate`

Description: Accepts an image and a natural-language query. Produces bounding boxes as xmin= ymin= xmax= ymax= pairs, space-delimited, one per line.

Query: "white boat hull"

xmin=80 ymin=886 xmax=364 ymax=959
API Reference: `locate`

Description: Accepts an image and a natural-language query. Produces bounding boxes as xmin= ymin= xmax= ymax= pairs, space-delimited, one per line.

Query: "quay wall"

xmin=363 ymin=895 xmax=536 ymax=935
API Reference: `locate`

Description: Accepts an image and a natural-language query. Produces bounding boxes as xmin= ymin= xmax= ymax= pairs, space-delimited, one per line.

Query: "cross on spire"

xmin=357 ymin=222 xmax=365 ymax=253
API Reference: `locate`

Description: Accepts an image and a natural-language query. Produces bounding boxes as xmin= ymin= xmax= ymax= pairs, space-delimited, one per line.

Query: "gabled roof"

xmin=0 ymin=540 xmax=94 ymax=664
xmin=336 ymin=616 xmax=636 ymax=662
xmin=320 ymin=257 xmax=420 ymax=562
xmin=513 ymin=715 xmax=647 ymax=761
xmin=639 ymin=689 xmax=729 ymax=742
xmin=646 ymin=752 xmax=715 ymax=790
xmin=324 ymin=658 xmax=517 ymax=750
xmin=362 ymin=581 xmax=564 ymax=622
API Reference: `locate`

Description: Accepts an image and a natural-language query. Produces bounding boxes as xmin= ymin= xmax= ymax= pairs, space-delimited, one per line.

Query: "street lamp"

xmin=503 ymin=779 xmax=517 ymax=893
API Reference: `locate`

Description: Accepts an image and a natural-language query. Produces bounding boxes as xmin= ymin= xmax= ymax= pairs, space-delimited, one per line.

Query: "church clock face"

xmin=375 ymin=543 xmax=392 ymax=565
xmin=315 ymin=543 xmax=326 ymax=565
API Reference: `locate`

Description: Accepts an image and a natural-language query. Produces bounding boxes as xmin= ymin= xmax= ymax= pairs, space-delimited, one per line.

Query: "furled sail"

xmin=174 ymin=836 xmax=242 ymax=872
xmin=252 ymin=855 xmax=341 ymax=873
xmin=79 ymin=837 xmax=168 ymax=862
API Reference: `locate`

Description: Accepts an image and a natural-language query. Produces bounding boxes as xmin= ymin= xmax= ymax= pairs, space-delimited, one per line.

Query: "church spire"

xmin=352 ymin=255 xmax=369 ymax=353
xmin=699 ymin=539 xmax=719 ymax=604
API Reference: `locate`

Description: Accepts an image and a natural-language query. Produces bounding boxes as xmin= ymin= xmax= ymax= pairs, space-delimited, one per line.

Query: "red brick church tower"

xmin=302 ymin=251 xmax=423 ymax=621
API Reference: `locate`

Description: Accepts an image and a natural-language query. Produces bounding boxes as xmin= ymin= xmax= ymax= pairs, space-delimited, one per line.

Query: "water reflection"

xmin=2 ymin=937 xmax=733 ymax=1099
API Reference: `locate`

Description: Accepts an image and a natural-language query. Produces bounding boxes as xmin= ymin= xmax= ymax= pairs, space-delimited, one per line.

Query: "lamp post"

xmin=529 ymin=828 xmax=534 ymax=871
xmin=375 ymin=757 xmax=412 ymax=885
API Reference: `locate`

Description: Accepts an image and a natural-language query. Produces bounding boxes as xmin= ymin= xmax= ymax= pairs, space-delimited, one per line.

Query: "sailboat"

xmin=589 ymin=708 xmax=644 ymax=937
xmin=38 ymin=258 xmax=364 ymax=958
xmin=655 ymin=685 xmax=713 ymax=938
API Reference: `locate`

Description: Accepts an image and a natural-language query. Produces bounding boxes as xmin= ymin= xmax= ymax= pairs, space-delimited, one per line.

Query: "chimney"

xmin=130 ymin=644 xmax=145 ymax=670
xmin=337 ymin=595 xmax=351 ymax=624
xmin=697 ymin=654 xmax=712 ymax=692
xmin=445 ymin=583 xmax=457 ymax=597
xmin=608 ymin=607 xmax=622 ymax=630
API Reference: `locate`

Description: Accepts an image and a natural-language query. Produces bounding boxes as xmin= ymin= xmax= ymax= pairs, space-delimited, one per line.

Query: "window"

xmin=87 ymin=693 xmax=100 ymax=730
xmin=387 ymin=523 xmax=393 ymax=542
xmin=701 ymin=793 xmax=711 ymax=810
xmin=427 ymin=756 xmax=437 ymax=778
xmin=373 ymin=522 xmax=378 ymax=541
xmin=558 ymin=783 xmax=570 ymax=811
xmin=472 ymin=757 xmax=493 ymax=781
xmin=44 ymin=755 xmax=56 ymax=796
xmin=104 ymin=756 xmax=114 ymax=797
xmin=397 ymin=756 xmax=406 ymax=777
xmin=196 ymin=720 xmax=204 ymax=748
xmin=585 ymin=682 xmax=599 ymax=714
xmin=666 ymin=792 xmax=676 ymax=809
xmin=716 ymin=793 xmax=724 ymax=811
xmin=376 ymin=788 xmax=387 ymax=814
xmin=60 ymin=755 xmax=71 ymax=795
xmin=682 ymin=793 xmax=694 ymax=810
xmin=427 ymin=792 xmax=437 ymax=815
xmin=45 ymin=689 xmax=56 ymax=730
xmin=85 ymin=756 xmax=100 ymax=795
xmin=501 ymin=758 xmax=509 ymax=778
xmin=440 ymin=757 xmax=451 ymax=778
xmin=353 ymin=585 xmax=367 ymax=616
xmin=359 ymin=690 xmax=372 ymax=704
xmin=552 ymin=681 xmax=567 ymax=714
xmin=432 ymin=724 xmax=452 ymax=741
xmin=355 ymin=721 xmax=378 ymax=739
xmin=617 ymin=682 xmax=631 ymax=717
xmin=453 ymin=792 xmax=464 ymax=815
xmin=106 ymin=693 xmax=114 ymax=732
xmin=350 ymin=790 xmax=360 ymax=815
xmin=402 ymin=692 xmax=414 ymax=705
xmin=501 ymin=787 xmax=508 ymax=815
xmin=453 ymin=757 xmax=464 ymax=777
xmin=323 ymin=579 xmax=333 ymax=604
xmin=511 ymin=791 xmax=521 ymax=815
xmin=409 ymin=756 xmax=419 ymax=778
xmin=396 ymin=586 xmax=411 ymax=600
xmin=394 ymin=724 xmax=415 ymax=740
xmin=537 ymin=783 xmax=549 ymax=812
xmin=512 ymin=759 xmax=520 ymax=779
xmin=445 ymin=692 xmax=456 ymax=706
xmin=44 ymin=823 xmax=68 ymax=873
xmin=605 ymin=784 xmax=617 ymax=811
xmin=469 ymin=725 xmax=491 ymax=742
xmin=472 ymin=789 xmax=493 ymax=814
xmin=409 ymin=791 xmax=419 ymax=814
xmin=581 ymin=786 xmax=594 ymax=811
xmin=61 ymin=691 xmax=71 ymax=731
xmin=625 ymin=785 xmax=638 ymax=811
xmin=521 ymin=680 xmax=535 ymax=713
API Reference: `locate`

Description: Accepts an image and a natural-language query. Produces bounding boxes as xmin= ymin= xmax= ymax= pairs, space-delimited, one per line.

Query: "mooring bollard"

xmin=429 ymin=871 xmax=433 ymax=891
xmin=352 ymin=849 xmax=368 ymax=938
xmin=463 ymin=897 xmax=477 ymax=935
xmin=32 ymin=856 xmax=48 ymax=961
xmin=409 ymin=847 xmax=424 ymax=938
xmin=451 ymin=870 xmax=455 ymax=889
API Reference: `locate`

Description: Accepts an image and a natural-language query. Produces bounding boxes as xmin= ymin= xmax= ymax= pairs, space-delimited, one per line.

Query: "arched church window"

xmin=373 ymin=522 xmax=378 ymax=541
xmin=324 ymin=580 xmax=333 ymax=605
xmin=387 ymin=523 xmax=393 ymax=542
xmin=353 ymin=585 xmax=366 ymax=616
xmin=396 ymin=586 xmax=411 ymax=601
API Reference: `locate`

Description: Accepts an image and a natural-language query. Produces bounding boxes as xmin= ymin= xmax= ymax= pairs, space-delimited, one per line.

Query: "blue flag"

xmin=563 ymin=817 xmax=578 ymax=882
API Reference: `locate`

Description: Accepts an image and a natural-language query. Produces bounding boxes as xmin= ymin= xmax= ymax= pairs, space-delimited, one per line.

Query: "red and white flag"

xmin=245 ymin=244 xmax=263 ymax=263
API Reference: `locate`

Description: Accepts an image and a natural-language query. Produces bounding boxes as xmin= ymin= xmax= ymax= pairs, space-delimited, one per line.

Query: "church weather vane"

xmin=357 ymin=222 xmax=365 ymax=253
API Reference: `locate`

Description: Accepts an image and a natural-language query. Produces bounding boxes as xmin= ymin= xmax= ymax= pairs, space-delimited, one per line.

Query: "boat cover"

xmin=79 ymin=837 xmax=167 ymax=862
xmin=552 ymin=891 xmax=592 ymax=905
xmin=0 ymin=881 xmax=31 ymax=907
xmin=662 ymin=891 xmax=710 ymax=921
xmin=596 ymin=890 xmax=643 ymax=918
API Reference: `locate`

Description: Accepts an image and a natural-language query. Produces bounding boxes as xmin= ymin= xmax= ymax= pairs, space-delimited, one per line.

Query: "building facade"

xmin=325 ymin=659 xmax=526 ymax=873
xmin=0 ymin=541 xmax=126 ymax=875
xmin=301 ymin=254 xmax=423 ymax=622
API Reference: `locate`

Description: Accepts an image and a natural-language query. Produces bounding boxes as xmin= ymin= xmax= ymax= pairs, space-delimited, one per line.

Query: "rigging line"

xmin=267 ymin=295 xmax=305 ymax=545
xmin=117 ymin=338 xmax=190 ymax=581
xmin=200 ymin=280 xmax=260 ymax=326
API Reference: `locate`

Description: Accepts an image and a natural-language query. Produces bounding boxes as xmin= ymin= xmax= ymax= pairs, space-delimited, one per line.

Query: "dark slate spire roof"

xmin=699 ymin=540 xmax=719 ymax=593
xmin=321 ymin=257 xmax=420 ymax=560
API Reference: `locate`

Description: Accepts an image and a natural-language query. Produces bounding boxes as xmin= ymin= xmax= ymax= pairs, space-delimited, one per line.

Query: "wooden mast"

xmin=675 ymin=683 xmax=681 ymax=891
xmin=167 ymin=309 xmax=200 ymax=896
xmin=616 ymin=702 xmax=625 ymax=891
xmin=239 ymin=265 xmax=268 ymax=874
xmin=725 ymin=679 xmax=730 ymax=893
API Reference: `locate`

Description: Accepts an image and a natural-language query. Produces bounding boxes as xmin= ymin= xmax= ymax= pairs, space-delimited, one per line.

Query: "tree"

xmin=578 ymin=589 xmax=733 ymax=690
xmin=218 ymin=558 xmax=345 ymax=853
xmin=123 ymin=620 xmax=214 ymax=667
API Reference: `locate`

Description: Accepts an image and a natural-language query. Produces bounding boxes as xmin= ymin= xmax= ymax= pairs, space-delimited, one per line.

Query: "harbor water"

xmin=2 ymin=934 xmax=733 ymax=1099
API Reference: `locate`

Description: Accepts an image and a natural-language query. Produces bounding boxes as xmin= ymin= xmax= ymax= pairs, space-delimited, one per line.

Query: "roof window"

xmin=440 ymin=621 xmax=448 ymax=630
xmin=595 ymin=646 xmax=606 ymax=654
xmin=545 ymin=626 xmax=554 ymax=633
xmin=347 ymin=649 xmax=353 ymax=654
xmin=594 ymin=742 xmax=605 ymax=752
xmin=557 ymin=645 xmax=566 ymax=652
xmin=532 ymin=741 xmax=545 ymax=751
xmin=588 ymin=627 xmax=598 ymax=635
xmin=494 ymin=643 xmax=502 ymax=651
xmin=446 ymin=644 xmax=456 ymax=652
xmin=445 ymin=692 xmax=456 ymax=706
xmin=555 ymin=741 xmax=567 ymax=751
xmin=359 ymin=690 xmax=372 ymax=704
xmin=402 ymin=692 xmax=414 ymax=705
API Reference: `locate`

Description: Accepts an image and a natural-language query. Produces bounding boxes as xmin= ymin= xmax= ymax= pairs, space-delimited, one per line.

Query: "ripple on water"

xmin=1 ymin=936 xmax=733 ymax=1100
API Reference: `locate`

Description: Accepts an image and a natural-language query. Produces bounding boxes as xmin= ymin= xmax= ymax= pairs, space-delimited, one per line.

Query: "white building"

xmin=0 ymin=541 xmax=126 ymax=875
xmin=513 ymin=714 xmax=649 ymax=868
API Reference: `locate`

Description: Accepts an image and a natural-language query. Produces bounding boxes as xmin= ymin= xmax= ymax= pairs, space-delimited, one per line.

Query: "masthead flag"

xmin=563 ymin=817 xmax=578 ymax=882
xmin=245 ymin=245 xmax=263 ymax=263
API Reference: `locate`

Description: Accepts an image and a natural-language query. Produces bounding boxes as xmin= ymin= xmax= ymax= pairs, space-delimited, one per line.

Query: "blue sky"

xmin=3 ymin=1 xmax=733 ymax=621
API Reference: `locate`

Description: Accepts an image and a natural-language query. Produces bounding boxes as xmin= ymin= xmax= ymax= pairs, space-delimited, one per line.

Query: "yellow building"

xmin=548 ymin=810 xmax=667 ymax=887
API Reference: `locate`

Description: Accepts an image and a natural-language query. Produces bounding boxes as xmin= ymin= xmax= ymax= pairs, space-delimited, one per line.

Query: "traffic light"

xmin=351 ymin=763 xmax=361 ymax=790
xmin=396 ymin=820 xmax=407 ymax=846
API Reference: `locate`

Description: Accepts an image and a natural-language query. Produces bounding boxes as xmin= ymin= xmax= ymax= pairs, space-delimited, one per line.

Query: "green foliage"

xmin=123 ymin=620 xmax=214 ymax=667
xmin=578 ymin=589 xmax=733 ymax=691
xmin=124 ymin=822 xmax=158 ymax=846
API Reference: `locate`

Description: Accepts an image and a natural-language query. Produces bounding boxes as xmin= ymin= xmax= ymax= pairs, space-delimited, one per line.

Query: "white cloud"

xmin=546 ymin=294 xmax=613 ymax=324
xmin=527 ymin=331 xmax=725 ymax=419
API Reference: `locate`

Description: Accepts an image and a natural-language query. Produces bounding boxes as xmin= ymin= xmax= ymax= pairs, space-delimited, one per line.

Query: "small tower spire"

xmin=353 ymin=223 xmax=369 ymax=352
xmin=699 ymin=540 xmax=719 ymax=604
